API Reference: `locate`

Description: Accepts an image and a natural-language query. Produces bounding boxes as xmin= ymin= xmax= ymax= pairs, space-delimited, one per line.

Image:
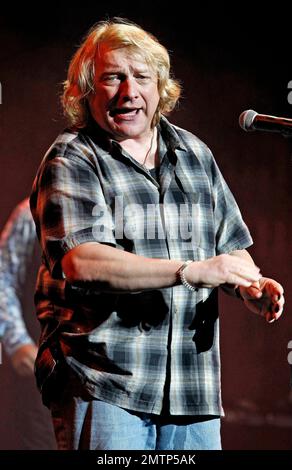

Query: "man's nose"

xmin=119 ymin=78 xmax=139 ymax=100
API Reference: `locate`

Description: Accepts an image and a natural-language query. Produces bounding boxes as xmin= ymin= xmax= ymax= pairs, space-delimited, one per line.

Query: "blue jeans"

xmin=51 ymin=394 xmax=221 ymax=450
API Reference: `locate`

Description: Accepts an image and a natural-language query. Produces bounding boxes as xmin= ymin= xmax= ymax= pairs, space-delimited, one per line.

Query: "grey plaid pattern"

xmin=30 ymin=117 xmax=252 ymax=415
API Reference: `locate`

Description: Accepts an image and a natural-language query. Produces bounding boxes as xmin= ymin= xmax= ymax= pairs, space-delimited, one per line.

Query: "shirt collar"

xmin=82 ymin=115 xmax=187 ymax=160
xmin=158 ymin=116 xmax=187 ymax=153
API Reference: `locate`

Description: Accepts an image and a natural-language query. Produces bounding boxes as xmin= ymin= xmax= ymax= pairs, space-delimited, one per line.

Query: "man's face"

xmin=89 ymin=46 xmax=160 ymax=141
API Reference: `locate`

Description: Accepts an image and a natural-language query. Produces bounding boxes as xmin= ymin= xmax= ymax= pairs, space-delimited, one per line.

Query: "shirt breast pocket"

xmin=177 ymin=190 xmax=215 ymax=254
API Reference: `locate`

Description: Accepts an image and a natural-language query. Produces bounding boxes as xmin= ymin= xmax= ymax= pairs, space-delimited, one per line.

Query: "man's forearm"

xmin=61 ymin=242 xmax=184 ymax=292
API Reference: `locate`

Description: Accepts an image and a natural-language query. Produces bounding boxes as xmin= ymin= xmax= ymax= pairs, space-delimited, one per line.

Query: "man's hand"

xmin=185 ymin=254 xmax=261 ymax=289
xmin=10 ymin=343 xmax=38 ymax=376
xmin=238 ymin=278 xmax=284 ymax=323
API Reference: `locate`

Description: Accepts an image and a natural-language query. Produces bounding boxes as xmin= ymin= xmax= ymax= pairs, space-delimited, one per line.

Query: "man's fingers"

xmin=230 ymin=259 xmax=261 ymax=284
xmin=265 ymin=306 xmax=284 ymax=323
xmin=263 ymin=279 xmax=284 ymax=297
xmin=242 ymin=283 xmax=263 ymax=299
xmin=231 ymin=272 xmax=262 ymax=288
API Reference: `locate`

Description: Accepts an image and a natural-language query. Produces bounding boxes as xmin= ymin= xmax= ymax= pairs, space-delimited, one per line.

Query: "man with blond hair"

xmin=30 ymin=18 xmax=284 ymax=450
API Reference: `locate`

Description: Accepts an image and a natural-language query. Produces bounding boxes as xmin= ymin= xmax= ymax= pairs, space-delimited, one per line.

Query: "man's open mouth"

xmin=110 ymin=108 xmax=141 ymax=117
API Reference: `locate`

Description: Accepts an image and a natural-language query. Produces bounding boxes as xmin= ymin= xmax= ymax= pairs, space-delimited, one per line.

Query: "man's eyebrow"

xmin=100 ymin=68 xmax=123 ymax=73
xmin=98 ymin=70 xmax=124 ymax=80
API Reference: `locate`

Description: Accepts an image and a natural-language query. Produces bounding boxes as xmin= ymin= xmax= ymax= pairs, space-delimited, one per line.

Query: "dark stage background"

xmin=0 ymin=3 xmax=292 ymax=450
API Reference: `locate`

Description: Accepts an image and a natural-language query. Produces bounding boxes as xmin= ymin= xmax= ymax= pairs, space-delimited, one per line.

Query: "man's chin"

xmin=111 ymin=123 xmax=147 ymax=140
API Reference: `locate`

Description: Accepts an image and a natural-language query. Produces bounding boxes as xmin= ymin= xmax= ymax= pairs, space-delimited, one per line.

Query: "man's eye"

xmin=103 ymin=75 xmax=120 ymax=83
xmin=135 ymin=75 xmax=152 ymax=84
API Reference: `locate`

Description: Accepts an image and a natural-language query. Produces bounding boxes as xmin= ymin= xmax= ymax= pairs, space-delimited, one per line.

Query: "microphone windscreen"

xmin=239 ymin=109 xmax=257 ymax=131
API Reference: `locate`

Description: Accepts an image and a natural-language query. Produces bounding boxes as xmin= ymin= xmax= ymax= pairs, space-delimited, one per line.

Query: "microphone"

xmin=239 ymin=109 xmax=292 ymax=136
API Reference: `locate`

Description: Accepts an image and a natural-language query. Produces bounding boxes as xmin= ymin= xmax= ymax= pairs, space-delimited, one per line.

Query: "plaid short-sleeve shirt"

xmin=30 ymin=117 xmax=252 ymax=415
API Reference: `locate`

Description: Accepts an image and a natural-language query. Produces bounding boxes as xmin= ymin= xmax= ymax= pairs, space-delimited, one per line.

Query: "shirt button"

xmin=138 ymin=321 xmax=152 ymax=335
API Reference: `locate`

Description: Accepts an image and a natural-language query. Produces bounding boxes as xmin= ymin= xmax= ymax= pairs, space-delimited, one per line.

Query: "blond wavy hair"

xmin=62 ymin=18 xmax=181 ymax=128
